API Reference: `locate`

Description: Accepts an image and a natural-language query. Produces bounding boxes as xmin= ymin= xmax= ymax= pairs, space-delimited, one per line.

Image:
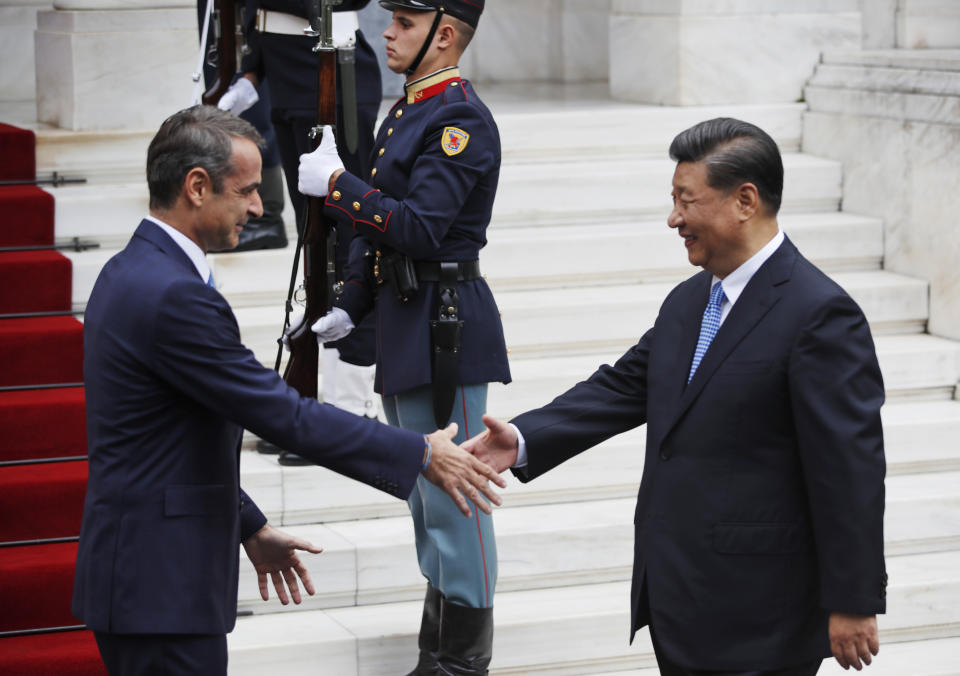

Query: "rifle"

xmin=279 ymin=0 xmax=342 ymax=398
xmin=200 ymin=0 xmax=245 ymax=105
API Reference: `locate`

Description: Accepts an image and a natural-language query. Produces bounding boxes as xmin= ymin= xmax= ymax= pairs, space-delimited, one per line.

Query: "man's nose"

xmin=249 ymin=190 xmax=264 ymax=218
xmin=667 ymin=207 xmax=682 ymax=229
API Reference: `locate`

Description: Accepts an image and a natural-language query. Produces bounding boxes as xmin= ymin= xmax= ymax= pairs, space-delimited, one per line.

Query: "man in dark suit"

xmin=73 ymin=105 xmax=505 ymax=675
xmin=464 ymin=118 xmax=887 ymax=674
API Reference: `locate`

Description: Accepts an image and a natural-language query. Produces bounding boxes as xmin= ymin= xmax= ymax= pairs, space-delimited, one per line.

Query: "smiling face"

xmin=382 ymin=8 xmax=434 ymax=75
xmin=668 ymin=161 xmax=752 ymax=279
xmin=196 ymin=137 xmax=263 ymax=252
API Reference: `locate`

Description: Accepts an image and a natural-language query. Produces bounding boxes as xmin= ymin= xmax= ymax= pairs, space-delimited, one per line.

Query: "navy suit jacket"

xmin=512 ymin=238 xmax=887 ymax=670
xmin=73 ymin=220 xmax=425 ymax=635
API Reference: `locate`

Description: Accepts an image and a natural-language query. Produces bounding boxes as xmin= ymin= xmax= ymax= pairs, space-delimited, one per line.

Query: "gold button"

xmin=374 ymin=215 xmax=383 ymax=224
xmin=352 ymin=201 xmax=361 ymax=211
xmin=395 ymin=109 xmax=403 ymax=118
xmin=371 ymin=168 xmax=377 ymax=178
xmin=507 ymin=348 xmax=512 ymax=355
xmin=331 ymin=190 xmax=341 ymax=201
xmin=387 ymin=128 xmax=394 ymax=136
xmin=378 ymin=148 xmax=385 ymax=157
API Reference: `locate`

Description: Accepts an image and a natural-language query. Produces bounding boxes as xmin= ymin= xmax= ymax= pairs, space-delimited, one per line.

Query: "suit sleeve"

xmin=789 ymin=293 xmax=887 ymax=615
xmin=151 ymin=279 xmax=425 ymax=500
xmin=511 ymin=330 xmax=651 ymax=481
xmin=324 ymin=101 xmax=498 ymax=259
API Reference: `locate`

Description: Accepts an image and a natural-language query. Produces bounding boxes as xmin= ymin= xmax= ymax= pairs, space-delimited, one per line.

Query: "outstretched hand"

xmin=422 ymin=423 xmax=507 ymax=518
xmin=242 ymin=524 xmax=323 ymax=605
xmin=461 ymin=414 xmax=519 ymax=474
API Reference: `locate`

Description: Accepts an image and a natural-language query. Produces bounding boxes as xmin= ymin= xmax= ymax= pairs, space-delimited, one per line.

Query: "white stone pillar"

xmin=861 ymin=0 xmax=897 ymax=48
xmin=609 ymin=0 xmax=862 ymax=105
xmin=0 ymin=0 xmax=52 ymax=106
xmin=898 ymin=0 xmax=960 ymax=48
xmin=35 ymin=0 xmax=197 ymax=131
xmin=464 ymin=0 xmax=610 ymax=84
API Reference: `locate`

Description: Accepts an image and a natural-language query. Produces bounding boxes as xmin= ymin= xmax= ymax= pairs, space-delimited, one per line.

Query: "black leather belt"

xmin=415 ymin=260 xmax=481 ymax=282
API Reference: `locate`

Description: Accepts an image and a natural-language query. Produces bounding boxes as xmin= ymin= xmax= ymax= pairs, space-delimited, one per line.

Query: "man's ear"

xmin=435 ymin=21 xmax=456 ymax=51
xmin=184 ymin=167 xmax=210 ymax=208
xmin=735 ymin=182 xmax=761 ymax=221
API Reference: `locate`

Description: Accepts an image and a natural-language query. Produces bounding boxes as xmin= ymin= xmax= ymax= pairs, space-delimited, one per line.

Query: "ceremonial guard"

xmin=218 ymin=0 xmax=383 ymax=446
xmin=297 ymin=0 xmax=509 ymax=672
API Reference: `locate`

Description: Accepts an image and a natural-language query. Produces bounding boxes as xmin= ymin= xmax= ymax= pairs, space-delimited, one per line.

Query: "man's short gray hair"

xmin=146 ymin=105 xmax=264 ymax=211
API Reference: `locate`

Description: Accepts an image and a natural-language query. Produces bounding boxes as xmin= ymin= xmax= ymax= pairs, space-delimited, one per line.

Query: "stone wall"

xmin=609 ymin=0 xmax=862 ymax=105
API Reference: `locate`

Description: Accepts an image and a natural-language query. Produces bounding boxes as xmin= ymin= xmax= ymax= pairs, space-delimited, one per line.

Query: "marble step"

xmin=494 ymin=102 xmax=805 ymax=162
xmin=235 ymin=470 xmax=960 ymax=613
xmin=805 ymin=49 xmax=960 ymax=126
xmin=596 ymin=634 xmax=960 ymax=676
xmin=49 ymin=151 xmax=841 ymax=249
xmin=239 ymin=397 xmax=960 ymax=527
xmin=64 ymin=211 xmax=885 ymax=311
xmin=492 ymin=153 xmax=842 ymax=228
xmin=227 ymin=549 xmax=960 ymax=675
xmin=221 ymin=271 xmax=931 ymax=369
xmin=29 ymin=103 xmax=805 ymax=186
xmin=489 ymin=334 xmax=960 ymax=424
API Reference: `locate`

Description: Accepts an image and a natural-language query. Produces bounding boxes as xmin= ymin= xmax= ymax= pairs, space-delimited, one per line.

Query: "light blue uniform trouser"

xmin=382 ymin=383 xmax=497 ymax=609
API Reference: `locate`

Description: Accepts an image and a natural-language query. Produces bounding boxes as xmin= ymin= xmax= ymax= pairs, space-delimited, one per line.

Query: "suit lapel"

xmin=662 ymin=238 xmax=799 ymax=438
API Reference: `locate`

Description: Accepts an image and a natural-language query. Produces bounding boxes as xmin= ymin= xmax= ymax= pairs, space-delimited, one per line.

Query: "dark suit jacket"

xmin=512 ymin=237 xmax=887 ymax=670
xmin=73 ymin=220 xmax=425 ymax=635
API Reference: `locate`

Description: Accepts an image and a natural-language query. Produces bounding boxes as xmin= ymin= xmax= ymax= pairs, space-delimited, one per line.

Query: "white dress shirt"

xmin=145 ymin=215 xmax=212 ymax=284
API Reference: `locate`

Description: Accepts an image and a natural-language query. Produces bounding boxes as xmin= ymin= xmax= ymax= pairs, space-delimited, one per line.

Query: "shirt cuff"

xmin=510 ymin=423 xmax=528 ymax=468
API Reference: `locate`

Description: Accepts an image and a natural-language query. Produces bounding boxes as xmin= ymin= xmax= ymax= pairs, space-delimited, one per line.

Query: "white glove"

xmin=311 ymin=307 xmax=354 ymax=342
xmin=217 ymin=77 xmax=259 ymax=116
xmin=297 ymin=125 xmax=344 ymax=197
xmin=281 ymin=310 xmax=306 ymax=352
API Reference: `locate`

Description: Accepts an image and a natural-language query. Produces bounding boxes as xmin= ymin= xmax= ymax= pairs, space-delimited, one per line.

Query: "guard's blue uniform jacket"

xmin=325 ymin=67 xmax=511 ymax=397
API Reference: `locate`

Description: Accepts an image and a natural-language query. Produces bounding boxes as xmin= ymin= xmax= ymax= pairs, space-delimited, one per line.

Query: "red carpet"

xmin=0 ymin=186 xmax=55 ymax=246
xmin=0 ymin=250 xmax=73 ymax=314
xmin=0 ymin=541 xmax=79 ymax=632
xmin=0 ymin=461 xmax=87 ymax=542
xmin=0 ymin=122 xmax=103 ymax=673
xmin=0 ymin=631 xmax=107 ymax=676
xmin=0 ymin=316 xmax=84 ymax=387
xmin=0 ymin=387 xmax=86 ymax=462
xmin=0 ymin=123 xmax=36 ymax=181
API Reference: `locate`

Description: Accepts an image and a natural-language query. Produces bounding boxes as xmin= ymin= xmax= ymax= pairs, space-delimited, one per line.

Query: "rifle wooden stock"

xmin=201 ymin=0 xmax=239 ymax=105
xmin=281 ymin=45 xmax=338 ymax=399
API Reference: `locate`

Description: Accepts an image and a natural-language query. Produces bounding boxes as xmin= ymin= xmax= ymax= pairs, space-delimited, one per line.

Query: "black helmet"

xmin=379 ymin=0 xmax=484 ymax=29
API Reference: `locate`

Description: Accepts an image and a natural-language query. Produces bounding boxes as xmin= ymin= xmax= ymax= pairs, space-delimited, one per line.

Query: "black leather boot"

xmin=435 ymin=599 xmax=493 ymax=676
xmin=406 ymin=584 xmax=443 ymax=676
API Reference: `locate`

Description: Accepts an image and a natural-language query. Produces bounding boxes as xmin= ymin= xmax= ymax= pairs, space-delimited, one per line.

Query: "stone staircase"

xmin=31 ymin=94 xmax=960 ymax=674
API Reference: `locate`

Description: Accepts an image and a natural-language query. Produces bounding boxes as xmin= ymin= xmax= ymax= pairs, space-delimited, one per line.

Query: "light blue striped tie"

xmin=688 ymin=281 xmax=726 ymax=383
xmin=206 ymin=271 xmax=216 ymax=289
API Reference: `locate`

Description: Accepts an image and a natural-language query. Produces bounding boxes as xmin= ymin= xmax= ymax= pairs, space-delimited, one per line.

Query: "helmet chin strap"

xmin=405 ymin=8 xmax=445 ymax=77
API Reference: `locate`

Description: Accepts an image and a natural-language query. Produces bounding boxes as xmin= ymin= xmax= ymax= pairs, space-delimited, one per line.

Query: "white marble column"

xmin=35 ymin=0 xmax=197 ymax=131
xmin=463 ymin=0 xmax=610 ymax=84
xmin=898 ymin=0 xmax=960 ymax=48
xmin=0 ymin=0 xmax=52 ymax=106
xmin=609 ymin=0 xmax=862 ymax=105
xmin=862 ymin=0 xmax=897 ymax=48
